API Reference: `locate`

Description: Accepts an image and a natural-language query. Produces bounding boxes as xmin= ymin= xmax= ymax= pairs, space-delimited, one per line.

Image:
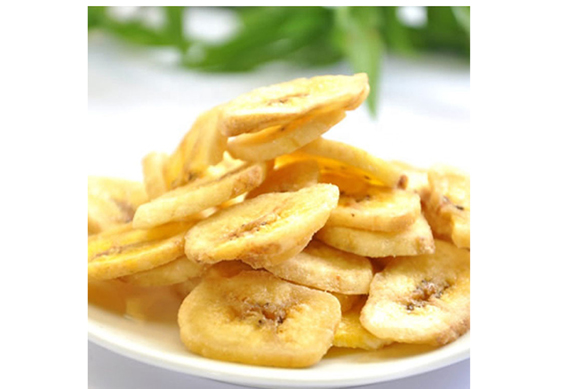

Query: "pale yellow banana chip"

xmin=390 ymin=160 xmax=430 ymax=197
xmin=88 ymin=176 xmax=148 ymax=235
xmin=119 ymin=256 xmax=206 ymax=287
xmin=123 ymin=284 xmax=184 ymax=323
xmin=178 ymin=270 xmax=341 ymax=367
xmin=88 ymin=221 xmax=193 ymax=280
xmin=246 ymin=159 xmax=320 ymax=199
xmin=88 ymin=279 xmax=182 ymax=322
xmin=295 ymin=137 xmax=406 ymax=188
xmin=422 ymin=165 xmax=470 ymax=249
xmin=265 ymin=240 xmax=373 ymax=295
xmin=315 ymin=214 xmax=435 ymax=258
xmin=164 ymin=106 xmax=228 ymax=189
xmin=133 ymin=161 xmax=269 ymax=229
xmin=141 ymin=152 xmax=169 ymax=200
xmin=360 ymin=240 xmax=470 ymax=346
xmin=184 ymin=184 xmax=340 ymax=269
xmin=227 ymin=110 xmax=345 ymax=162
xmin=333 ymin=297 xmax=390 ymax=350
xmin=327 ymin=185 xmax=422 ymax=232
xmin=331 ymin=292 xmax=363 ymax=313
xmin=219 ymin=73 xmax=369 ymax=137
xmin=172 ymin=278 xmax=202 ymax=299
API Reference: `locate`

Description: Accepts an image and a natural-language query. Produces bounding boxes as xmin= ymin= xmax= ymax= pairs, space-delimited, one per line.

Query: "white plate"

xmin=88 ymin=302 xmax=469 ymax=389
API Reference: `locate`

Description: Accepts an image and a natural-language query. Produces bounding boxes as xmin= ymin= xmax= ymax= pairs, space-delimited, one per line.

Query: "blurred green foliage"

xmin=88 ymin=6 xmax=469 ymax=115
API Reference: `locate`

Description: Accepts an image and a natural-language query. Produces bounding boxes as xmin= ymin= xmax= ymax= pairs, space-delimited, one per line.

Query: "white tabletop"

xmin=88 ymin=15 xmax=470 ymax=388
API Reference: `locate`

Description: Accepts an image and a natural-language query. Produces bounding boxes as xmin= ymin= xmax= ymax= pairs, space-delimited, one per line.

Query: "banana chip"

xmin=164 ymin=106 xmax=228 ymax=189
xmin=316 ymin=214 xmax=435 ymax=258
xmin=184 ymin=184 xmax=340 ymax=268
xmin=423 ymin=165 xmax=470 ymax=249
xmin=246 ymin=159 xmax=320 ymax=199
xmin=88 ymin=221 xmax=193 ymax=280
xmin=141 ymin=152 xmax=169 ymax=200
xmin=178 ymin=270 xmax=341 ymax=367
xmin=327 ymin=185 xmax=422 ymax=232
xmin=88 ymin=176 xmax=148 ymax=235
xmin=360 ymin=240 xmax=470 ymax=346
xmin=296 ymin=137 xmax=406 ymax=188
xmin=333 ymin=297 xmax=390 ymax=350
xmin=265 ymin=240 xmax=373 ymax=295
xmin=133 ymin=161 xmax=269 ymax=229
xmin=119 ymin=256 xmax=206 ymax=287
xmin=227 ymin=110 xmax=345 ymax=162
xmin=219 ymin=73 xmax=369 ymax=137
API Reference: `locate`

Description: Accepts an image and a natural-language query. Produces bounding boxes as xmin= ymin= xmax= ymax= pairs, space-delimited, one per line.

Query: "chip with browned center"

xmin=178 ymin=270 xmax=341 ymax=367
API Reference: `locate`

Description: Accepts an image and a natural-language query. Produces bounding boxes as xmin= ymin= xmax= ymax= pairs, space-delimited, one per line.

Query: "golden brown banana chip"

xmin=141 ymin=152 xmax=169 ymax=200
xmin=88 ymin=176 xmax=148 ymax=235
xmin=327 ymin=185 xmax=422 ymax=232
xmin=295 ymin=137 xmax=406 ymax=188
xmin=227 ymin=110 xmax=346 ymax=162
xmin=178 ymin=270 xmax=341 ymax=367
xmin=164 ymin=106 xmax=228 ymax=189
xmin=265 ymin=240 xmax=373 ymax=295
xmin=184 ymin=184 xmax=340 ymax=269
xmin=422 ymin=165 xmax=470 ymax=249
xmin=360 ymin=240 xmax=470 ymax=346
xmin=246 ymin=159 xmax=320 ymax=199
xmin=315 ymin=214 xmax=435 ymax=258
xmin=133 ymin=161 xmax=269 ymax=229
xmin=219 ymin=73 xmax=369 ymax=137
xmin=119 ymin=256 xmax=206 ymax=287
xmin=333 ymin=297 xmax=391 ymax=350
xmin=88 ymin=221 xmax=193 ymax=280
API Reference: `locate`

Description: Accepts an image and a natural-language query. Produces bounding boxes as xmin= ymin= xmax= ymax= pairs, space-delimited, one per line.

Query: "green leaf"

xmin=88 ymin=6 xmax=107 ymax=30
xmin=380 ymin=7 xmax=414 ymax=55
xmin=451 ymin=6 xmax=470 ymax=35
xmin=333 ymin=7 xmax=384 ymax=116
xmin=185 ymin=7 xmax=333 ymax=72
xmin=163 ymin=6 xmax=189 ymax=53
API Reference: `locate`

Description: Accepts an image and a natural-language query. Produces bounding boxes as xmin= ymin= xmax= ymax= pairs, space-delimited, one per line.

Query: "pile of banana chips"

xmin=88 ymin=74 xmax=470 ymax=368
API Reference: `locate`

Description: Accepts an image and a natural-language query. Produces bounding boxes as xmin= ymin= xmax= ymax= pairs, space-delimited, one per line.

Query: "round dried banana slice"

xmin=327 ymin=185 xmax=422 ymax=232
xmin=88 ymin=221 xmax=193 ymax=280
xmin=184 ymin=184 xmax=340 ymax=269
xmin=119 ymin=256 xmax=206 ymax=287
xmin=178 ymin=270 xmax=341 ymax=368
xmin=227 ymin=110 xmax=345 ymax=162
xmin=141 ymin=152 xmax=169 ymax=200
xmin=422 ymin=164 xmax=470 ymax=249
xmin=246 ymin=159 xmax=320 ymax=199
xmin=133 ymin=161 xmax=269 ymax=229
xmin=315 ymin=214 xmax=435 ymax=258
xmin=360 ymin=240 xmax=470 ymax=346
xmin=295 ymin=137 xmax=407 ymax=188
xmin=265 ymin=240 xmax=373 ymax=295
xmin=333 ymin=297 xmax=391 ymax=350
xmin=88 ymin=176 xmax=148 ymax=235
xmin=219 ymin=73 xmax=369 ymax=137
xmin=164 ymin=106 xmax=228 ymax=189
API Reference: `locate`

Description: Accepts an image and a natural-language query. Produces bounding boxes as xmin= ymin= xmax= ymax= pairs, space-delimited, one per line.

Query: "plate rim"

xmin=88 ymin=305 xmax=470 ymax=388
